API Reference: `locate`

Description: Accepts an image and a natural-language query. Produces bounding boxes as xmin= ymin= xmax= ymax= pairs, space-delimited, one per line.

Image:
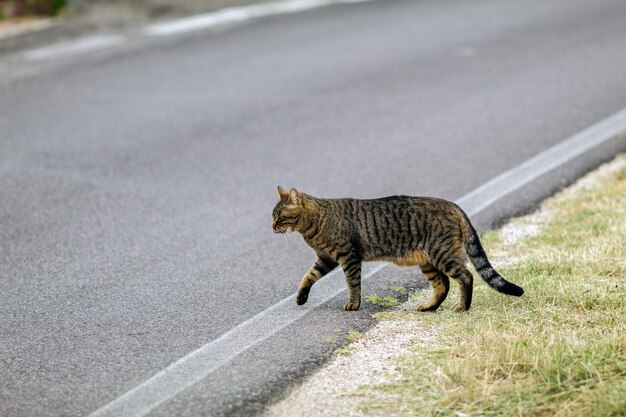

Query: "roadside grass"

xmin=335 ymin=331 xmax=364 ymax=356
xmin=365 ymin=295 xmax=400 ymax=308
xmin=361 ymin=155 xmax=626 ymax=417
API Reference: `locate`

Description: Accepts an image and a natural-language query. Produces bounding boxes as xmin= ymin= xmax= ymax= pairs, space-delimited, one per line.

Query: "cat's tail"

xmin=460 ymin=213 xmax=524 ymax=297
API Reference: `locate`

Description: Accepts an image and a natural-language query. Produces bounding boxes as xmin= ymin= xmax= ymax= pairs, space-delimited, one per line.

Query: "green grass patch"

xmin=384 ymin=285 xmax=409 ymax=294
xmin=346 ymin=330 xmax=364 ymax=341
xmin=335 ymin=346 xmax=358 ymax=357
xmin=365 ymin=295 xmax=400 ymax=308
xmin=360 ymin=155 xmax=626 ymax=417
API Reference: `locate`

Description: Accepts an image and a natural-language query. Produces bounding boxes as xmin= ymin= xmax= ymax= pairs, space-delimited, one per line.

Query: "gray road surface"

xmin=2 ymin=0 xmax=626 ymax=416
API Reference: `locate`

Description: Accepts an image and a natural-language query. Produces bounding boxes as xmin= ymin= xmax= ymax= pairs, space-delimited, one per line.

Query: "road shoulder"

xmin=265 ymin=154 xmax=626 ymax=417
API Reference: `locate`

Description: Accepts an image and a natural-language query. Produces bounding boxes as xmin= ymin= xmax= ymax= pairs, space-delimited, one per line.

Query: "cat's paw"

xmin=296 ymin=287 xmax=310 ymax=305
xmin=343 ymin=301 xmax=360 ymax=311
xmin=452 ymin=303 xmax=469 ymax=313
xmin=416 ymin=303 xmax=439 ymax=312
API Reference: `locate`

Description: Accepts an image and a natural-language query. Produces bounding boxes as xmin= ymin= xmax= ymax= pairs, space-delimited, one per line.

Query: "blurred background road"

xmin=1 ymin=0 xmax=626 ymax=416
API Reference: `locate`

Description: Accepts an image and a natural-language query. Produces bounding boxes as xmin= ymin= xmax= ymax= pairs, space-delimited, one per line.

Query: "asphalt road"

xmin=2 ymin=0 xmax=626 ymax=416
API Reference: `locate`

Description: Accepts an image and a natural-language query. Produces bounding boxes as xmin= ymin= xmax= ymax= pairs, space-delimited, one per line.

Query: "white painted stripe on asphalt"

xmin=20 ymin=0 xmax=373 ymax=61
xmin=87 ymin=107 xmax=626 ymax=417
xmin=145 ymin=0 xmax=373 ymax=36
xmin=459 ymin=107 xmax=626 ymax=216
xmin=23 ymin=35 xmax=125 ymax=61
xmin=88 ymin=262 xmax=386 ymax=417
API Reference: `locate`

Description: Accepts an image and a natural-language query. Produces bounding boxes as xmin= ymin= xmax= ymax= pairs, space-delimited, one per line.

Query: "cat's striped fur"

xmin=272 ymin=187 xmax=524 ymax=312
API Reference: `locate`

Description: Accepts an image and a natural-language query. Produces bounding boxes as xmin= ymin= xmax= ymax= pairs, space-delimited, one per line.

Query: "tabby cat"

xmin=272 ymin=186 xmax=524 ymax=312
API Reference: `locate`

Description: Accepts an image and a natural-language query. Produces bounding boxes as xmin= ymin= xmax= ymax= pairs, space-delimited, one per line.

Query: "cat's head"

xmin=272 ymin=186 xmax=304 ymax=234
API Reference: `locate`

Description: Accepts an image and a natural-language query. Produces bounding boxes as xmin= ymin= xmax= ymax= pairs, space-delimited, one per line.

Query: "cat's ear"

xmin=289 ymin=188 xmax=302 ymax=206
xmin=277 ymin=186 xmax=288 ymax=199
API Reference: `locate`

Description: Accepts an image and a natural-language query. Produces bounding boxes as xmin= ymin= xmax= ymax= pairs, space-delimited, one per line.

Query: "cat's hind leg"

xmin=440 ymin=260 xmax=473 ymax=312
xmin=416 ymin=263 xmax=450 ymax=312
xmin=296 ymin=256 xmax=338 ymax=305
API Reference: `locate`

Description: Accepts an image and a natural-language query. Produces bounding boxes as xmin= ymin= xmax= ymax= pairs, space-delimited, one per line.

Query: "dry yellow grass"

xmin=363 ymin=155 xmax=626 ymax=417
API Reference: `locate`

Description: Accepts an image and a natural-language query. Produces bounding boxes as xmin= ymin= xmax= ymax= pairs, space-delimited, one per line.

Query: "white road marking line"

xmin=19 ymin=0 xmax=373 ymax=62
xmin=459 ymin=107 xmax=626 ymax=216
xmin=87 ymin=108 xmax=626 ymax=417
xmin=0 ymin=18 xmax=54 ymax=39
xmin=88 ymin=262 xmax=386 ymax=417
xmin=23 ymin=35 xmax=126 ymax=61
xmin=145 ymin=0 xmax=374 ymax=36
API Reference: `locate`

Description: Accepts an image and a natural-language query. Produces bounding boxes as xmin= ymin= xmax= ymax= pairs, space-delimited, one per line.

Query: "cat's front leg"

xmin=296 ymin=256 xmax=338 ymax=305
xmin=340 ymin=256 xmax=362 ymax=311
